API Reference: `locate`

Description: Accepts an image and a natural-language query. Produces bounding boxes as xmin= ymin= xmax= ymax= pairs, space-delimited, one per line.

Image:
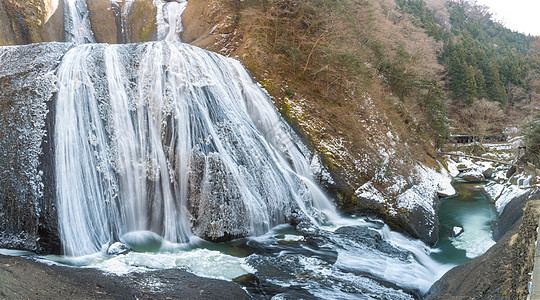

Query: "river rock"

xmin=482 ymin=167 xmax=495 ymax=179
xmin=107 ymin=242 xmax=130 ymax=255
xmin=451 ymin=226 xmax=464 ymax=237
xmin=437 ymin=190 xmax=453 ymax=198
xmin=461 ymin=171 xmax=485 ymax=183
xmin=456 ymin=164 xmax=470 ymax=172
xmin=506 ymin=165 xmax=517 ymax=178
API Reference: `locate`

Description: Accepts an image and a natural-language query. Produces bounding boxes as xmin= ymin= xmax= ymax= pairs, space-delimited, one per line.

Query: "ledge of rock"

xmin=0 ymin=254 xmax=249 ymax=299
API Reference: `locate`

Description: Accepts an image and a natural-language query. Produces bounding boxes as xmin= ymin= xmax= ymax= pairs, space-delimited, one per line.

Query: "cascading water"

xmin=55 ymin=41 xmax=336 ymax=256
xmin=154 ymin=0 xmax=188 ymax=41
xmin=47 ymin=1 xmax=453 ymax=298
xmin=63 ymin=0 xmax=95 ymax=43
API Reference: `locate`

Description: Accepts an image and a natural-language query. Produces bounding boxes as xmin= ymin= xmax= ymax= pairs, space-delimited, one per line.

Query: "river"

xmin=431 ymin=178 xmax=497 ymax=265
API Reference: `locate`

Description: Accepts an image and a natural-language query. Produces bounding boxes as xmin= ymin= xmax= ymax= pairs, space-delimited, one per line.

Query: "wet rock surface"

xmin=0 ymin=254 xmax=250 ymax=299
xmin=0 ymin=42 xmax=73 ymax=253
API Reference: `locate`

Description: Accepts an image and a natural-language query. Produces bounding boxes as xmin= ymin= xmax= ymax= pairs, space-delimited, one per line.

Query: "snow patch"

xmin=397 ymin=165 xmax=454 ymax=214
xmin=355 ymin=182 xmax=385 ymax=204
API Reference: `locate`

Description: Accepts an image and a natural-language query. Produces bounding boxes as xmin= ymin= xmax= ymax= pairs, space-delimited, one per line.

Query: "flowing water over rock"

xmin=154 ymin=0 xmax=187 ymax=41
xmin=63 ymin=0 xmax=95 ymax=43
xmin=54 ymin=41 xmax=336 ymax=256
xmin=0 ymin=1 xmax=456 ymax=298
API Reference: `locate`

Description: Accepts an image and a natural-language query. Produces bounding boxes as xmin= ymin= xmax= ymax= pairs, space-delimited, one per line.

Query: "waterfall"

xmin=63 ymin=0 xmax=96 ymax=43
xmin=0 ymin=2 xmax=451 ymax=296
xmin=154 ymin=0 xmax=188 ymax=42
xmin=54 ymin=41 xmax=336 ymax=256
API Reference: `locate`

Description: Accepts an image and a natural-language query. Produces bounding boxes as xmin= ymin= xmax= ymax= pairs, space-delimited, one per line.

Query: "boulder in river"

xmin=451 ymin=226 xmax=464 ymax=237
xmin=461 ymin=171 xmax=485 ymax=183
xmin=107 ymin=242 xmax=131 ymax=255
xmin=438 ymin=190 xmax=454 ymax=198
xmin=482 ymin=167 xmax=495 ymax=179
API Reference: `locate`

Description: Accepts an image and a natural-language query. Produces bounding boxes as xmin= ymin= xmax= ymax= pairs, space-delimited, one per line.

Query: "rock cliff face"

xmin=0 ymin=0 xmax=64 ymax=45
xmin=180 ymin=0 xmax=447 ymax=245
xmin=0 ymin=0 xmax=158 ymax=45
xmin=0 ymin=42 xmax=73 ymax=253
xmin=87 ymin=0 xmax=158 ymax=43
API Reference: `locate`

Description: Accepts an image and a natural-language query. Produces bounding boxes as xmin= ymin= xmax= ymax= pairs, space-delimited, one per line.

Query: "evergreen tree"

xmin=463 ymin=65 xmax=478 ymax=105
xmin=419 ymin=80 xmax=449 ymax=147
xmin=485 ymin=64 xmax=507 ymax=106
xmin=525 ymin=113 xmax=540 ymax=164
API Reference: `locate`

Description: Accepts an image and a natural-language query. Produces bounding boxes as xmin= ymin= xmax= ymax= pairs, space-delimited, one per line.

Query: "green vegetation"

xmin=524 ymin=113 xmax=540 ymax=164
xmin=398 ymin=0 xmax=533 ymax=109
xmin=395 ymin=0 xmax=443 ymax=40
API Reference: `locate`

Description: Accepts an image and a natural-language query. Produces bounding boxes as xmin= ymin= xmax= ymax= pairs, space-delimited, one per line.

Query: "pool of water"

xmin=37 ymin=217 xmax=448 ymax=299
xmin=431 ymin=179 xmax=497 ymax=265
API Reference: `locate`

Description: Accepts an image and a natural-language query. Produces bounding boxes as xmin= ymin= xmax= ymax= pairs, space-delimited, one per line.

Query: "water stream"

xmin=431 ymin=179 xmax=497 ymax=265
xmin=63 ymin=0 xmax=96 ymax=43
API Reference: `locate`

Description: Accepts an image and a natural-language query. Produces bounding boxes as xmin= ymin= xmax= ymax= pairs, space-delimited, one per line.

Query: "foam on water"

xmin=46 ymin=247 xmax=253 ymax=280
xmin=450 ymin=212 xmax=496 ymax=258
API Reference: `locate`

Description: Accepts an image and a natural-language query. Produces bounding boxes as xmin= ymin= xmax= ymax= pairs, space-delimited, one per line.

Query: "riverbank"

xmin=0 ymin=254 xmax=249 ymax=299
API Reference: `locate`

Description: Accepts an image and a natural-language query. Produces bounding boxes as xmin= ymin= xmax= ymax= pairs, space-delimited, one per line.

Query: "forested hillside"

xmin=404 ymin=0 xmax=540 ymax=138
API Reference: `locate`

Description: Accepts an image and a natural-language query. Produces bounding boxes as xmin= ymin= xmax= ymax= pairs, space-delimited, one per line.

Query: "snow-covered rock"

xmin=461 ymin=171 xmax=485 ymax=183
xmin=107 ymin=242 xmax=130 ymax=255
xmin=482 ymin=167 xmax=495 ymax=179
xmin=452 ymin=226 xmax=464 ymax=237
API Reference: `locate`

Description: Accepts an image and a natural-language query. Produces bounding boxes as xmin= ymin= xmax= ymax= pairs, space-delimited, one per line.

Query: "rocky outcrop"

xmin=182 ymin=0 xmax=237 ymax=51
xmin=0 ymin=0 xmax=64 ymax=45
xmin=86 ymin=0 xmax=118 ymax=43
xmin=494 ymin=189 xmax=539 ymax=241
xmin=87 ymin=0 xmax=158 ymax=43
xmin=0 ymin=42 xmax=73 ymax=253
xmin=187 ymin=150 xmax=252 ymax=242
